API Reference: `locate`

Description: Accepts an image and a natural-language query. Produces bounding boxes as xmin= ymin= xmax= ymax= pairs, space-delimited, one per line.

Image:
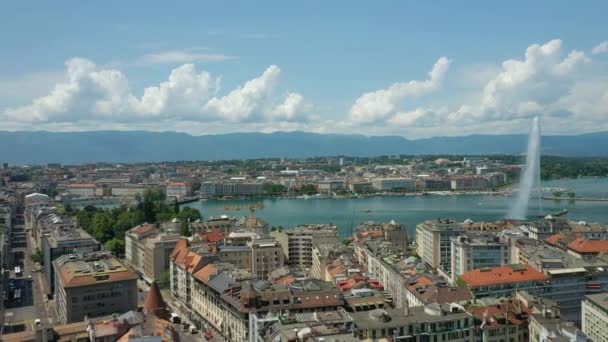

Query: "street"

xmin=3 ymin=222 xmax=55 ymax=334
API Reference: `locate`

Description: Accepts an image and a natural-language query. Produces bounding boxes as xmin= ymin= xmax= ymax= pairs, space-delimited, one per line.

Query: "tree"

xmin=113 ymin=210 xmax=132 ymax=239
xmin=173 ymin=199 xmax=180 ymax=214
xmin=158 ymin=270 xmax=170 ymax=289
xmin=191 ymin=181 xmax=202 ymax=193
xmin=263 ymin=183 xmax=287 ymax=196
xmin=567 ymin=191 xmax=576 ymax=199
xmin=178 ymin=207 xmax=201 ymax=223
xmin=104 ymin=238 xmax=125 ymax=257
xmin=30 ymin=248 xmax=43 ymax=263
xmin=552 ymin=191 xmax=563 ymax=198
xmin=455 ymin=277 xmax=467 ymax=287
xmin=299 ymin=184 xmax=318 ymax=195
xmin=180 ymin=220 xmax=191 ymax=237
xmin=142 ymin=194 xmax=156 ymax=223
xmin=91 ymin=211 xmax=114 ymax=243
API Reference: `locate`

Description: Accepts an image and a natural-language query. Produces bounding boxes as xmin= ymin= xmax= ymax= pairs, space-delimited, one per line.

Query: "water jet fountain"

xmin=508 ymin=116 xmax=541 ymax=220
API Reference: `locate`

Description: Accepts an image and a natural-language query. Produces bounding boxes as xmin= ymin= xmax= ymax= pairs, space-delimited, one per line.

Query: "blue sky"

xmin=1 ymin=1 xmax=607 ymax=138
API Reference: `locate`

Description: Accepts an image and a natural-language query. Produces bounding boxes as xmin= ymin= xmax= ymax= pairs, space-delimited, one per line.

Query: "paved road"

xmin=3 ymin=224 xmax=46 ymax=332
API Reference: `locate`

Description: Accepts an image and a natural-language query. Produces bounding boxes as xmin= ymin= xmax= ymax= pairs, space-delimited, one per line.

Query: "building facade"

xmin=42 ymin=227 xmax=101 ymax=294
xmin=372 ymin=178 xmax=416 ymax=192
xmin=451 ymin=233 xmax=511 ymax=281
xmin=271 ymin=224 xmax=338 ymax=270
xmin=53 ymin=253 xmax=138 ymax=324
xmin=582 ymin=293 xmax=608 ymax=342
xmin=125 ymin=224 xmax=182 ymax=283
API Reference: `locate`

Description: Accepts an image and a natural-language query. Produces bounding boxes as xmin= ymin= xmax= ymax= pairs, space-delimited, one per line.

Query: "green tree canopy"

xmin=104 ymin=238 xmax=126 ymax=257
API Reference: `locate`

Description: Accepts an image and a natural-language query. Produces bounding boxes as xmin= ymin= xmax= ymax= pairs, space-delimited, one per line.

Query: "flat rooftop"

xmin=352 ymin=305 xmax=470 ymax=330
xmin=586 ymin=293 xmax=608 ymax=312
xmin=54 ymin=252 xmax=138 ymax=288
xmin=47 ymin=227 xmax=95 ymax=245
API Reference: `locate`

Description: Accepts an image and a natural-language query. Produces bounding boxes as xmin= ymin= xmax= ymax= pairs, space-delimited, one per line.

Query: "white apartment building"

xmin=316 ymin=180 xmax=345 ymax=194
xmin=125 ymin=224 xmax=157 ymax=272
xmin=582 ymin=293 xmax=608 ymax=342
xmin=65 ymin=184 xmax=101 ymax=197
xmin=371 ymin=178 xmax=416 ymax=192
xmin=110 ymin=184 xmax=148 ymax=197
xmin=451 ymin=233 xmax=510 ymax=282
xmin=271 ymin=224 xmax=338 ymax=270
xmin=416 ymin=219 xmax=465 ymax=271
xmin=166 ymin=182 xmax=190 ymax=198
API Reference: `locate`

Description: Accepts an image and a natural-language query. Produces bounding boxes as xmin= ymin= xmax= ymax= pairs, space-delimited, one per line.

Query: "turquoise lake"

xmin=182 ymin=178 xmax=608 ymax=237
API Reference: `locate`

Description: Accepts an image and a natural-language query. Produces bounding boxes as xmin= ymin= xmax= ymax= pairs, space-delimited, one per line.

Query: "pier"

xmin=542 ymin=196 xmax=608 ymax=202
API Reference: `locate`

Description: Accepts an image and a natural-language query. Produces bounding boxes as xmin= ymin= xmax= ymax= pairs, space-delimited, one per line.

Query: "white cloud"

xmin=134 ymin=64 xmax=218 ymax=117
xmin=387 ymin=108 xmax=429 ymax=127
xmin=3 ymin=38 xmax=608 ymax=138
xmin=592 ymin=41 xmax=608 ymax=54
xmin=349 ymin=57 xmax=451 ymax=123
xmin=269 ymin=93 xmax=305 ymax=120
xmin=553 ymin=50 xmax=589 ymax=75
xmin=203 ymin=65 xmax=281 ymax=121
xmin=453 ymin=39 xmax=591 ymax=123
xmin=2 ymin=59 xmax=302 ymax=125
xmin=141 ymin=50 xmax=235 ymax=64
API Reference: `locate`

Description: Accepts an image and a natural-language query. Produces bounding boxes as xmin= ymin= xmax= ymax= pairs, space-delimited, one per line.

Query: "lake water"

xmin=182 ymin=178 xmax=608 ymax=237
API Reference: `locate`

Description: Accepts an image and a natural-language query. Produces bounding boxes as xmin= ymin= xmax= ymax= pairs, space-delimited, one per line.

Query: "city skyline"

xmin=1 ymin=1 xmax=607 ymax=138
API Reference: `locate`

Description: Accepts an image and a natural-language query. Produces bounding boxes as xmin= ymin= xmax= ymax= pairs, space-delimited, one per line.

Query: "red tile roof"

xmin=361 ymin=230 xmax=384 ymax=238
xmin=544 ymin=233 xmax=566 ymax=246
xmin=469 ymin=302 xmax=529 ymax=328
xmin=170 ymin=240 xmax=189 ymax=260
xmin=193 ymin=264 xmax=217 ymax=283
xmin=460 ymin=265 xmax=547 ymax=287
xmin=197 ymin=228 xmax=225 ymax=243
xmin=132 ymin=224 xmax=157 ymax=236
xmin=567 ymin=238 xmax=608 ymax=254
xmin=272 ymin=274 xmax=295 ymax=285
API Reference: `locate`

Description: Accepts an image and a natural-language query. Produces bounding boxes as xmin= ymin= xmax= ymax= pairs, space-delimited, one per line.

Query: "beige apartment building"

xmin=53 ymin=252 xmax=138 ymax=324
xmin=216 ymin=238 xmax=284 ymax=280
xmin=125 ymin=223 xmax=182 ymax=283
xmin=271 ymin=224 xmax=338 ymax=270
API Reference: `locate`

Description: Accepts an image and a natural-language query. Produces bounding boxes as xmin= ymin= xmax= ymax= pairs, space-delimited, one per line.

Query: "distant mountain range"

xmin=1 ymin=130 xmax=608 ymax=164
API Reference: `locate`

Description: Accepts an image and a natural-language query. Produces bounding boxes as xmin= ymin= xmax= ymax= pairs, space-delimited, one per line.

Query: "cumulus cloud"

xmin=349 ymin=57 xmax=451 ymax=123
xmin=592 ymin=41 xmax=608 ymax=54
xmin=387 ymin=108 xmax=429 ymax=127
xmin=2 ymin=59 xmax=303 ymax=125
xmin=3 ymin=58 xmax=219 ymax=123
xmin=3 ymin=38 xmax=608 ymax=138
xmin=203 ymin=65 xmax=281 ymax=121
xmin=269 ymin=93 xmax=305 ymax=120
xmin=141 ymin=50 xmax=235 ymax=64
xmin=452 ymin=39 xmax=591 ymax=123
xmin=4 ymin=58 xmax=135 ymax=122
xmin=134 ymin=64 xmax=218 ymax=117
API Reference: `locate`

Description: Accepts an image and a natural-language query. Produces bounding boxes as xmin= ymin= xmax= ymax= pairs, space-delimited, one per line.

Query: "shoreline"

xmin=199 ymin=190 xmax=513 ymax=202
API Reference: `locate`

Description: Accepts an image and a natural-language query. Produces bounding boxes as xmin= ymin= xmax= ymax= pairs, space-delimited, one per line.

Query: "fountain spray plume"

xmin=508 ymin=116 xmax=541 ymax=220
